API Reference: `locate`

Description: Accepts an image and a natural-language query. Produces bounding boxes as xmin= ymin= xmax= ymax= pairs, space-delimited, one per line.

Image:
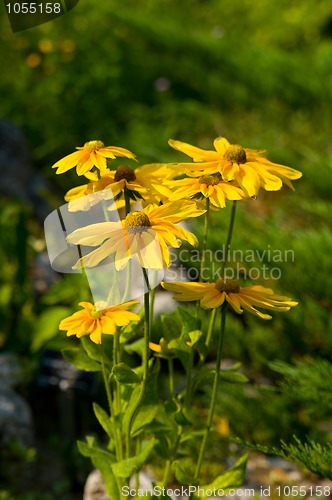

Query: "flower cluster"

xmin=54 ymin=135 xmax=300 ymax=342
xmin=51 ymin=134 xmax=302 ymax=494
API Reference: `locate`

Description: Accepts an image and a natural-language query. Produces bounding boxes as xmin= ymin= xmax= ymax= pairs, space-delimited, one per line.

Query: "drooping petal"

xmin=67 ymin=222 xmax=121 ymax=247
xmin=53 ymin=151 xmax=83 ymax=174
xmin=169 ymin=139 xmax=219 ymax=162
xmin=200 ymin=289 xmax=225 ymax=309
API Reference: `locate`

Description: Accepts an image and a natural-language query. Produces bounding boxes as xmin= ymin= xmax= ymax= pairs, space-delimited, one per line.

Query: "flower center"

xmin=215 ymin=278 xmax=240 ymax=294
xmin=114 ymin=165 xmax=136 ymax=183
xmin=90 ymin=308 xmax=105 ymax=319
xmin=84 ymin=140 xmax=105 ymax=153
xmin=198 ymin=175 xmax=220 ymax=186
xmin=125 ymin=211 xmax=151 ymax=234
xmin=224 ymin=144 xmax=247 ymax=164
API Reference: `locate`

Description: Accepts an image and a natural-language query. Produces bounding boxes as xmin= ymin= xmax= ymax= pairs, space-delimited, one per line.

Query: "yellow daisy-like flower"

xmin=67 ymin=201 xmax=206 ymax=270
xmin=64 ymin=166 xmax=147 ymax=211
xmin=167 ymin=174 xmax=245 ymax=207
xmin=161 ymin=279 xmax=298 ymax=320
xmin=59 ymin=300 xmax=140 ymax=344
xmin=169 ymin=137 xmax=302 ymax=197
xmin=52 ymin=140 xmax=136 ymax=176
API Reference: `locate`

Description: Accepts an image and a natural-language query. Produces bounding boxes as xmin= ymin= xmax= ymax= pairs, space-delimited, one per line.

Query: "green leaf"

xmin=189 ymin=330 xmax=203 ymax=345
xmin=219 ymin=371 xmax=249 ymax=384
xmin=112 ymin=363 xmax=141 ymax=384
xmin=124 ymin=337 xmax=145 ymax=357
xmin=193 ymin=454 xmax=248 ymax=499
xmin=77 ymin=437 xmax=119 ymax=500
xmin=93 ymin=403 xmax=114 ymax=439
xmin=31 ymin=306 xmax=71 ymax=352
xmin=193 ymin=367 xmax=248 ymax=390
xmin=81 ymin=336 xmax=107 ymax=364
xmin=122 ymin=386 xmax=141 ymax=436
xmin=132 ymin=405 xmax=159 ymax=436
xmin=62 ymin=347 xmax=101 ymax=372
xmin=177 ymin=307 xmax=200 ymax=333
xmin=112 ymin=439 xmax=156 ymax=478
xmin=172 ymin=461 xmax=196 ymax=485
xmin=161 ymin=313 xmax=182 ymax=341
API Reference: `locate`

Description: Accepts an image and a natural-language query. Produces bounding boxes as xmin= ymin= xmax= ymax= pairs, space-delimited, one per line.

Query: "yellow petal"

xmin=169 ymin=139 xmax=219 ymax=162
xmin=53 ymin=151 xmax=83 ymax=174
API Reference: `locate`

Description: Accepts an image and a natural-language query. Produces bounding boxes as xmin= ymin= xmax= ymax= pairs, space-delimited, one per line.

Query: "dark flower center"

xmin=215 ymin=278 xmax=240 ymax=294
xmin=114 ymin=165 xmax=136 ymax=183
xmin=224 ymin=144 xmax=247 ymax=164
xmin=198 ymin=175 xmax=220 ymax=186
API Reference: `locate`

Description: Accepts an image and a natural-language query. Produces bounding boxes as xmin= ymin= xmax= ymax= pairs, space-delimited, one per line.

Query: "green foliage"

xmin=270 ymin=358 xmax=332 ymax=420
xmin=112 ymin=439 xmax=155 ymax=478
xmin=31 ymin=306 xmax=71 ymax=352
xmin=61 ymin=347 xmax=101 ymax=372
xmin=112 ymin=362 xmax=141 ymax=384
xmin=193 ymin=454 xmax=248 ymax=498
xmin=235 ymin=437 xmax=332 ymax=480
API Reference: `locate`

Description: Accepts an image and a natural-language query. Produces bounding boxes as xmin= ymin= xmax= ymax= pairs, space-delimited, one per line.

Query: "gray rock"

xmin=0 ymin=382 xmax=34 ymax=447
xmin=83 ymin=469 xmax=109 ymax=500
xmin=0 ymin=353 xmax=34 ymax=447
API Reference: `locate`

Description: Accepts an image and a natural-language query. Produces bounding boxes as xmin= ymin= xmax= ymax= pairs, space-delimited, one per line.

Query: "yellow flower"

xmin=149 ymin=338 xmax=170 ymax=354
xmin=161 ymin=279 xmax=298 ymax=320
xmin=52 ymin=140 xmax=136 ymax=176
xmin=59 ymin=300 xmax=140 ymax=344
xmin=169 ymin=137 xmax=302 ymax=197
xmin=64 ymin=166 xmax=147 ymax=211
xmin=167 ymin=174 xmax=245 ymax=207
xmin=67 ymin=201 xmax=206 ymax=270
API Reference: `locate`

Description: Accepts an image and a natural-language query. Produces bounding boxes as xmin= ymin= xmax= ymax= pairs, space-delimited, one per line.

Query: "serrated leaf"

xmin=93 ymin=403 xmax=113 ymax=439
xmin=31 ymin=306 xmax=71 ymax=352
xmin=62 ymin=348 xmax=101 ymax=372
xmin=112 ymin=363 xmax=141 ymax=384
xmin=193 ymin=454 xmax=248 ymax=499
xmin=112 ymin=439 xmax=155 ymax=478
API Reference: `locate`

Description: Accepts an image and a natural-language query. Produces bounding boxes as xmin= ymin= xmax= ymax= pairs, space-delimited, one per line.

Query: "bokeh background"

xmin=1 ymin=0 xmax=332 ymax=497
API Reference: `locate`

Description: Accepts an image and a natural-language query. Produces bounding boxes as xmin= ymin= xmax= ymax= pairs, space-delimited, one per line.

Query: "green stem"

xmin=168 ymin=358 xmax=174 ymax=395
xmin=199 ymin=198 xmax=210 ymax=282
xmin=184 ymin=348 xmax=194 ymax=409
xmin=149 ymin=285 xmax=156 ymax=328
xmin=193 ymin=305 xmax=227 ymax=481
xmin=162 ymin=361 xmax=181 ymax=488
xmin=125 ymin=268 xmax=150 ymax=458
xmin=113 ymin=330 xmax=123 ymax=461
xmin=101 ymin=344 xmax=120 ymax=459
xmin=205 ymin=308 xmax=217 ymax=350
xmin=220 ymin=201 xmax=237 ymax=276
xmin=161 ymin=429 xmax=181 ymax=487
xmin=124 ymin=188 xmax=131 ymax=215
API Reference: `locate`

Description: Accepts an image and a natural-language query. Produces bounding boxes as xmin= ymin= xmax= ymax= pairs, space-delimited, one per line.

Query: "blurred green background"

xmin=1 ymin=0 xmax=332 ymax=497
